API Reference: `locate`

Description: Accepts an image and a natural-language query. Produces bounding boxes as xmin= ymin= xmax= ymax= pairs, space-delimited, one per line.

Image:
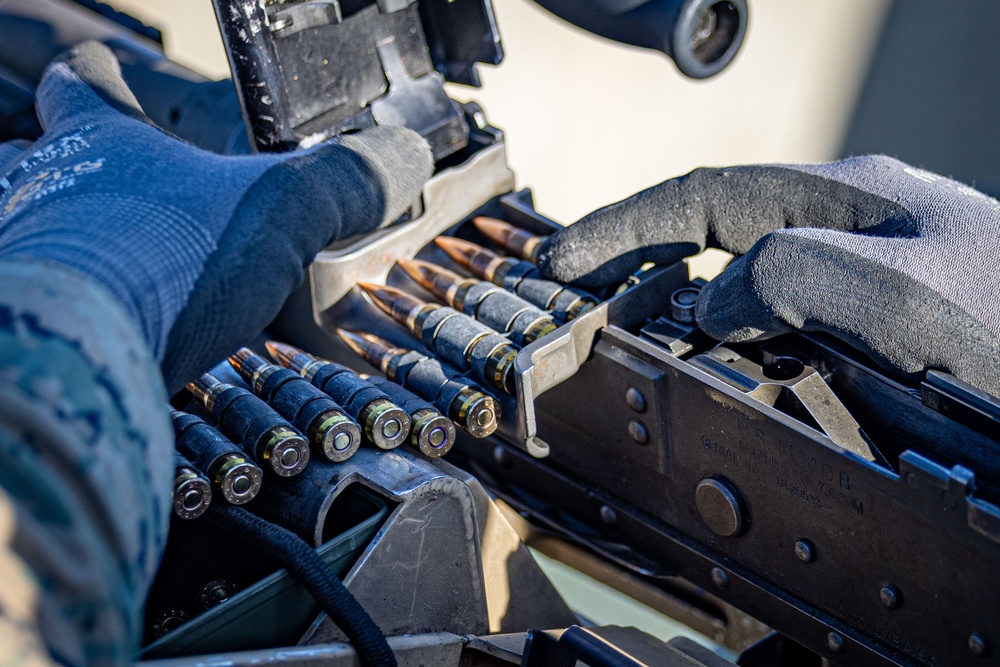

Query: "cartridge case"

xmin=359 ymin=283 xmax=519 ymax=394
xmin=435 ymin=236 xmax=598 ymax=322
xmin=229 ymin=349 xmax=362 ymax=463
xmin=398 ymin=259 xmax=557 ymax=346
xmin=172 ymin=451 xmax=212 ymax=520
xmin=172 ymin=410 xmax=262 ymax=505
xmin=188 ymin=374 xmax=310 ymax=477
xmin=338 ymin=330 xmax=500 ymax=438
xmin=266 ymin=342 xmax=411 ymax=450
xmin=363 ymin=374 xmax=457 ymax=457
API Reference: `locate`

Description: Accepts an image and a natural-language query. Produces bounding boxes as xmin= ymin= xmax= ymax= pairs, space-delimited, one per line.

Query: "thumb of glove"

xmin=695 ymin=226 xmax=1000 ymax=395
xmin=35 ymin=40 xmax=151 ymax=130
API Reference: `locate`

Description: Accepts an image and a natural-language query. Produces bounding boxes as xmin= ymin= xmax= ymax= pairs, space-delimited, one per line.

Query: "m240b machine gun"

xmin=2 ymin=1 xmax=998 ymax=665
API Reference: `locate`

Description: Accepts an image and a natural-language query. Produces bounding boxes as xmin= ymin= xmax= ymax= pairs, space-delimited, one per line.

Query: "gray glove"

xmin=537 ymin=155 xmax=1000 ymax=397
xmin=0 ymin=42 xmax=433 ymax=393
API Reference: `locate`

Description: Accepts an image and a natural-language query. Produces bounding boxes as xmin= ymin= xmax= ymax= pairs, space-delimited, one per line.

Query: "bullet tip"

xmin=393 ymin=259 xmax=425 ymax=293
xmin=336 ymin=328 xmax=366 ymax=356
xmin=356 ymin=282 xmax=391 ymax=316
xmin=472 ymin=216 xmax=543 ymax=262
xmin=434 ymin=236 xmax=496 ymax=274
xmin=394 ymin=257 xmax=418 ymax=273
xmin=395 ymin=258 xmax=459 ymax=299
xmin=434 ymin=236 xmax=479 ymax=257
xmin=472 ymin=216 xmax=504 ymax=236
xmin=357 ymin=283 xmax=427 ymax=322
xmin=226 ymin=347 xmax=253 ymax=369
xmin=265 ymin=341 xmax=304 ymax=368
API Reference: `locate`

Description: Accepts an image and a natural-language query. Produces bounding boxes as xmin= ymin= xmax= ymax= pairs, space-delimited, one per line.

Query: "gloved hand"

xmin=0 ymin=41 xmax=433 ymax=394
xmin=537 ymin=155 xmax=1000 ymax=397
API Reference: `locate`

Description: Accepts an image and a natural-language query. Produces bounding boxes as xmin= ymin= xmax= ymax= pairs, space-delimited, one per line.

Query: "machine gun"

xmin=2 ymin=2 xmax=998 ymax=666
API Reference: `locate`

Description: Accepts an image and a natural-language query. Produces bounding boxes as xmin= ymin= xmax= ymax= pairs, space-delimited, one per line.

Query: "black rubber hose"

xmin=204 ymin=503 xmax=397 ymax=667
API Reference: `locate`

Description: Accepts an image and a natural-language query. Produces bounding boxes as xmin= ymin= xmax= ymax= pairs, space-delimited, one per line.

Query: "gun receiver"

xmin=226 ymin=3 xmax=1000 ymax=662
xmin=303 ymin=170 xmax=1000 ymax=666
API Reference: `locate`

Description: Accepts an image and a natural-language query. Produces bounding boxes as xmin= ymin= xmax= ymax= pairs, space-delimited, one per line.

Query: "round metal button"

xmin=695 ymin=477 xmax=746 ymax=537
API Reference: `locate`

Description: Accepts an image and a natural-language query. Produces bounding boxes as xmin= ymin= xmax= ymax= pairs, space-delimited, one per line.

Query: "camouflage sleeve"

xmin=0 ymin=258 xmax=173 ymax=666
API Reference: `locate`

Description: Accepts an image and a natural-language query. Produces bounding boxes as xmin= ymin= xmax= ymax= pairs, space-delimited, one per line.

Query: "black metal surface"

xmin=455 ymin=312 xmax=1000 ymax=666
xmin=212 ymin=0 xmax=484 ymax=157
xmin=736 ymin=632 xmax=822 ymax=667
xmin=433 ymin=195 xmax=1000 ymax=664
xmin=419 ymin=0 xmax=503 ymax=86
xmin=265 ymin=170 xmax=1000 ymax=667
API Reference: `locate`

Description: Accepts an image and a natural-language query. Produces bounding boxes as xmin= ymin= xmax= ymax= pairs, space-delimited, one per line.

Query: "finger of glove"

xmin=160 ymin=126 xmax=433 ymax=393
xmin=695 ymin=229 xmax=1000 ymax=394
xmin=327 ymin=126 xmax=434 ymax=234
xmin=537 ymin=177 xmax=708 ymax=288
xmin=35 ymin=40 xmax=150 ymax=131
xmin=240 ymin=125 xmax=434 ymax=260
xmin=537 ymin=162 xmax=916 ymax=288
xmin=0 ymin=139 xmax=29 ymax=173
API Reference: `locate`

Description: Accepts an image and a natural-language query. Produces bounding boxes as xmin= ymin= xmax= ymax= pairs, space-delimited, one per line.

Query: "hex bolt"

xmin=625 ymin=388 xmax=647 ymax=413
xmin=696 ymin=477 xmax=746 ymax=537
xmin=628 ymin=420 xmax=649 ymax=445
xmin=827 ymin=632 xmax=845 ymax=654
xmin=599 ymin=505 xmax=618 ymax=527
xmin=969 ymin=633 xmax=990 ymax=658
xmin=794 ymin=539 xmax=816 ymax=563
xmin=879 ymin=584 xmax=902 ymax=610
xmin=905 ymin=472 xmax=919 ymax=490
xmin=711 ymin=567 xmax=729 ymax=590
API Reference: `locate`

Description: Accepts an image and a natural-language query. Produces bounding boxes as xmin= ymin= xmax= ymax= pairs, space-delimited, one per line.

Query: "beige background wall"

xmin=111 ymin=0 xmax=889 ymax=224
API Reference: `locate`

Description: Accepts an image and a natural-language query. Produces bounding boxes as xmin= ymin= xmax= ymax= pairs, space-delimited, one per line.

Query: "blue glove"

xmin=0 ymin=41 xmax=433 ymax=393
xmin=538 ymin=155 xmax=1000 ymax=396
